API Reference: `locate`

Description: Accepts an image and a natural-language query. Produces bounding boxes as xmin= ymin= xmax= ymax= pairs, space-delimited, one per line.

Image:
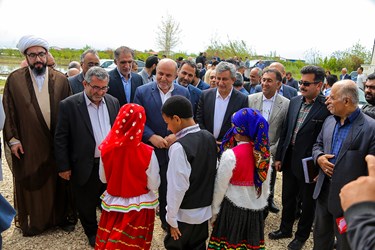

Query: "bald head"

xmin=333 ymin=80 xmax=359 ymax=105
xmin=157 ymin=58 xmax=178 ymax=72
xmin=67 ymin=68 xmax=80 ymax=77
xmin=269 ymin=62 xmax=286 ymax=77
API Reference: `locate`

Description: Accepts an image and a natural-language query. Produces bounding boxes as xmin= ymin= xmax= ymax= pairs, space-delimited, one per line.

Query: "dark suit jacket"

xmin=68 ymin=72 xmax=84 ymax=94
xmin=133 ymin=82 xmax=190 ymax=166
xmin=196 ymin=88 xmax=248 ymax=141
xmin=286 ymin=78 xmax=299 ymax=91
xmin=54 ymin=92 xmax=120 ymax=186
xmin=312 ymin=111 xmax=375 ymax=217
xmin=107 ymin=69 xmax=143 ymax=106
xmin=275 ymin=94 xmax=330 ymax=181
xmin=340 ymin=74 xmax=351 ymax=80
xmin=255 ymin=84 xmax=297 ymax=100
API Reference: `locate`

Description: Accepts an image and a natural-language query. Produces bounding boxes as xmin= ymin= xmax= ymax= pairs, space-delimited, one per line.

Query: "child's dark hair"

xmin=162 ymin=96 xmax=193 ymax=118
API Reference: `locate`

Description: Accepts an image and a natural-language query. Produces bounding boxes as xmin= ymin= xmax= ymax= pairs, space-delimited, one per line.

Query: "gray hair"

xmin=80 ymin=49 xmax=99 ymax=63
xmin=114 ymin=46 xmax=134 ymax=60
xmin=233 ymin=72 xmax=244 ymax=87
xmin=216 ymin=61 xmax=237 ymax=78
xmin=338 ymin=80 xmax=359 ymax=105
xmin=84 ymin=66 xmax=109 ymax=83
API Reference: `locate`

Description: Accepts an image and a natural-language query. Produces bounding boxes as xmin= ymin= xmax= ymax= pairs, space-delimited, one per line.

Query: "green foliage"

xmin=318 ymin=41 xmax=371 ymax=72
xmin=206 ymin=38 xmax=254 ymax=61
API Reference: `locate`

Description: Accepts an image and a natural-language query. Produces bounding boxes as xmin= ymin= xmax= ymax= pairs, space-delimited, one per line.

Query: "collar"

xmin=334 ymin=108 xmax=360 ymax=124
xmin=175 ymin=124 xmax=200 ymax=139
xmin=157 ymin=82 xmax=175 ymax=94
xmin=84 ymin=91 xmax=106 ymax=106
xmin=117 ymin=68 xmax=131 ymax=81
xmin=262 ymin=92 xmax=277 ymax=102
xmin=216 ymin=87 xmax=233 ymax=100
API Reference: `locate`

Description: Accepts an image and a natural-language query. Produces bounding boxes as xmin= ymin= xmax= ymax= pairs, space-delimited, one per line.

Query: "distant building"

xmin=362 ymin=38 xmax=375 ymax=75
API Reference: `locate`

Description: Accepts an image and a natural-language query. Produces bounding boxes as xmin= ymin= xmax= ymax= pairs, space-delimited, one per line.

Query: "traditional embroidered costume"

xmin=95 ymin=104 xmax=160 ymax=250
xmin=208 ymin=108 xmax=271 ymax=250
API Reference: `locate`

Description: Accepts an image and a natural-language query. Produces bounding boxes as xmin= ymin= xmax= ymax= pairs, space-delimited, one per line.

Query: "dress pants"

xmin=313 ymin=180 xmax=350 ymax=250
xmin=164 ymin=221 xmax=208 ymax=250
xmin=280 ymin=147 xmax=316 ymax=241
xmin=72 ymin=159 xmax=105 ymax=237
xmin=159 ymin=161 xmax=168 ymax=228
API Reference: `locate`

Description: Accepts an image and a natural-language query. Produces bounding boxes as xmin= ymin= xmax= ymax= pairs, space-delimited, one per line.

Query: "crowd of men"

xmin=2 ymin=35 xmax=375 ymax=250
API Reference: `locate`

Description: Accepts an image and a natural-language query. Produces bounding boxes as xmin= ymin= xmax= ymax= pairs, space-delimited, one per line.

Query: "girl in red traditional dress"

xmin=95 ymin=104 xmax=160 ymax=249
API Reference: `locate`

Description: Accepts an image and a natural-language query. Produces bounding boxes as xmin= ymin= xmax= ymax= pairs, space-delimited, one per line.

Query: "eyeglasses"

xmin=26 ymin=52 xmax=47 ymax=59
xmin=87 ymin=62 xmax=100 ymax=67
xmin=88 ymin=83 xmax=109 ymax=92
xmin=298 ymin=80 xmax=320 ymax=86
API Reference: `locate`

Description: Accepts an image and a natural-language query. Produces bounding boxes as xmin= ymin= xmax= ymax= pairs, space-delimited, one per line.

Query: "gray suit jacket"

xmin=68 ymin=72 xmax=84 ymax=94
xmin=312 ymin=111 xmax=375 ymax=217
xmin=248 ymin=93 xmax=289 ymax=159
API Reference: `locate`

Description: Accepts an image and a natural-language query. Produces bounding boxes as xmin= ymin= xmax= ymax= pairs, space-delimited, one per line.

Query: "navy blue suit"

xmin=340 ymin=74 xmax=351 ymax=80
xmin=312 ymin=111 xmax=375 ymax=249
xmin=133 ymin=82 xmax=190 ymax=227
xmin=196 ymin=79 xmax=210 ymax=90
xmin=107 ymin=69 xmax=143 ymax=106
xmin=174 ymin=80 xmax=202 ymax=118
xmin=256 ymin=84 xmax=297 ymax=100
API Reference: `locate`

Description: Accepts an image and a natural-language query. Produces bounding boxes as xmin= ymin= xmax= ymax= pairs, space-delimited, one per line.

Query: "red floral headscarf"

xmin=99 ymin=104 xmax=153 ymax=198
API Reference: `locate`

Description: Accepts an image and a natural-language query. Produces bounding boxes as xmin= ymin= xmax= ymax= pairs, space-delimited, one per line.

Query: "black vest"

xmin=178 ymin=129 xmax=217 ymax=209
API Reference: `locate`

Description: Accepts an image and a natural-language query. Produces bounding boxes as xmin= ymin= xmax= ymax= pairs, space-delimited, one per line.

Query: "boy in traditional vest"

xmin=162 ymin=95 xmax=217 ymax=250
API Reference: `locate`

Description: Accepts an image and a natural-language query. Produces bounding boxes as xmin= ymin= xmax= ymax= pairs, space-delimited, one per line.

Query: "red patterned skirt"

xmin=95 ymin=208 xmax=155 ymax=249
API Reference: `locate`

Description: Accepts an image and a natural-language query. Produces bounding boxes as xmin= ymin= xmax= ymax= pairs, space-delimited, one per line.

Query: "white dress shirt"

xmin=84 ymin=93 xmax=111 ymax=158
xmin=158 ymin=83 xmax=175 ymax=104
xmin=213 ymin=88 xmax=233 ymax=139
xmin=166 ymin=124 xmax=212 ymax=228
xmin=262 ymin=93 xmax=276 ymax=122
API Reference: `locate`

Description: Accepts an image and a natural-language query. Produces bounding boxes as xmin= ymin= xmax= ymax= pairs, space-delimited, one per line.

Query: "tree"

xmin=304 ymin=48 xmax=321 ymax=65
xmin=156 ymin=14 xmax=181 ymax=57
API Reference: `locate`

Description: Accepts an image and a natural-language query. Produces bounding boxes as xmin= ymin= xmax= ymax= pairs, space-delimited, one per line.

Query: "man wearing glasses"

xmin=3 ymin=35 xmax=72 ymax=236
xmin=269 ymin=65 xmax=330 ymax=250
xmin=68 ymin=49 xmax=100 ymax=94
xmin=55 ymin=66 xmax=120 ymax=247
xmin=108 ymin=46 xmax=143 ymax=106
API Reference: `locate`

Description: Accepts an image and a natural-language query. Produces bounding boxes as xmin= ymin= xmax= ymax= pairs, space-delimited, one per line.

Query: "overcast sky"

xmin=1 ymin=0 xmax=374 ymax=60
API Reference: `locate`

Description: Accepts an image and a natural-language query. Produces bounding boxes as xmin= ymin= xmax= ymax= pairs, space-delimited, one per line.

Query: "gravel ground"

xmin=1 ymin=155 xmax=313 ymax=250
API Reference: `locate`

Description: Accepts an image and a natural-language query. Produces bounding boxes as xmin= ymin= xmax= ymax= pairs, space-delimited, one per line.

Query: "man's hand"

xmin=59 ymin=170 xmax=72 ymax=180
xmin=340 ymin=155 xmax=375 ymax=211
xmin=149 ymin=135 xmax=168 ymax=149
xmin=165 ymin=134 xmax=177 ymax=148
xmin=317 ymin=154 xmax=335 ymax=177
xmin=170 ymin=226 xmax=182 ymax=240
xmin=274 ymin=161 xmax=282 ymax=171
xmin=11 ymin=143 xmax=24 ymax=159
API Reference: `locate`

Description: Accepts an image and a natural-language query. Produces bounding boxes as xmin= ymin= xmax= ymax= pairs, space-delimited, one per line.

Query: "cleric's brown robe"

xmin=3 ymin=66 xmax=72 ymax=236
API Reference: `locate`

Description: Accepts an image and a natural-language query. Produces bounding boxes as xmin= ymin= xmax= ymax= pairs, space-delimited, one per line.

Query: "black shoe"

xmin=287 ymin=238 xmax=305 ymax=250
xmin=268 ymin=229 xmax=292 ymax=240
xmin=268 ymin=200 xmax=280 ymax=213
xmin=60 ymin=223 xmax=75 ymax=232
xmin=88 ymin=235 xmax=96 ymax=248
